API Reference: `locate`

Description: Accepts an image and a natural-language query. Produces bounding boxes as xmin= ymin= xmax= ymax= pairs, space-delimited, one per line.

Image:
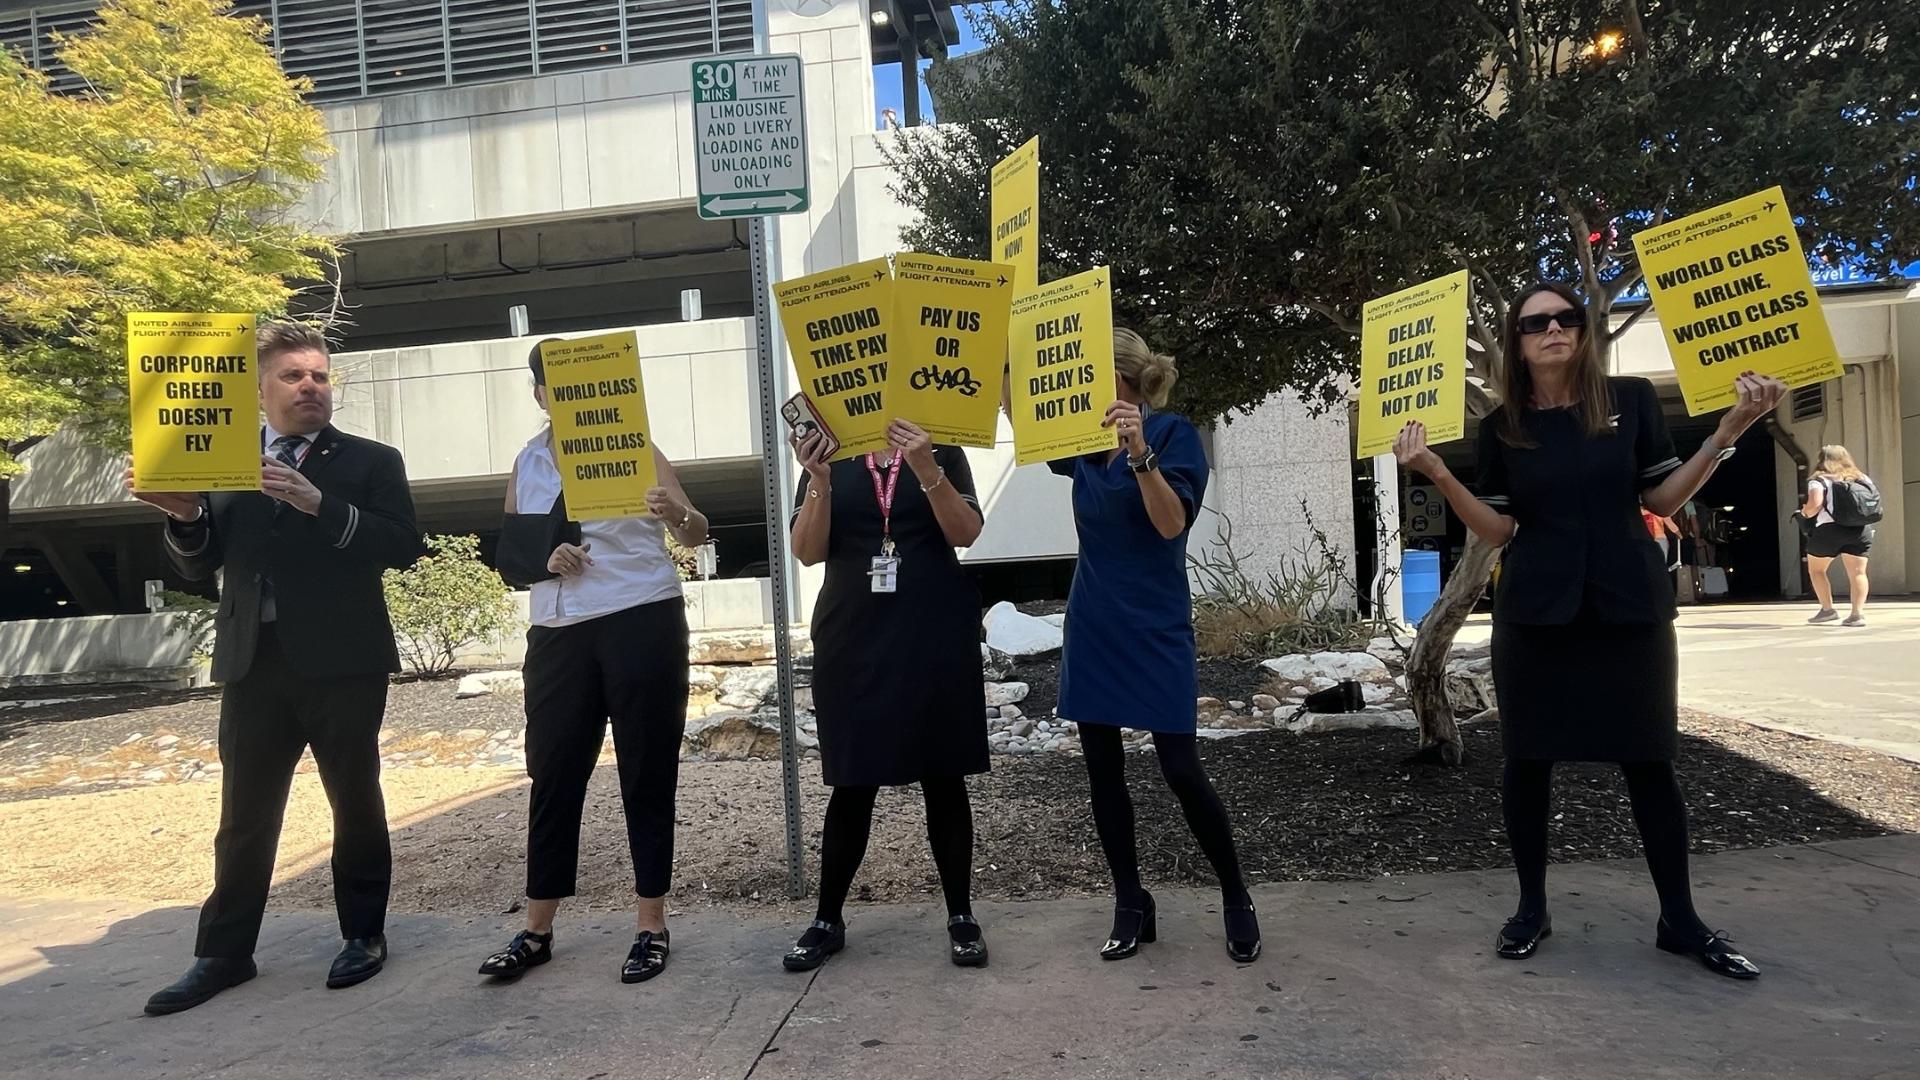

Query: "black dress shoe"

xmin=327 ymin=935 xmax=387 ymax=989
xmin=947 ymin=914 xmax=989 ymax=968
xmin=1100 ymin=892 xmax=1157 ymax=962
xmin=1655 ymin=918 xmax=1760 ymax=980
xmin=783 ymin=919 xmax=845 ymax=972
xmin=622 ymin=929 xmax=670 ymax=984
xmin=1496 ymin=913 xmax=1551 ymax=960
xmin=1224 ymin=904 xmax=1262 ymax=963
xmin=144 ymin=957 xmax=257 ymax=1016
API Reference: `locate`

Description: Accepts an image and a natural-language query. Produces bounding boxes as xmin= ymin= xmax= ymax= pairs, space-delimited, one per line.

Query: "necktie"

xmin=261 ymin=435 xmax=304 ymax=622
xmin=271 ymin=435 xmax=304 ymax=469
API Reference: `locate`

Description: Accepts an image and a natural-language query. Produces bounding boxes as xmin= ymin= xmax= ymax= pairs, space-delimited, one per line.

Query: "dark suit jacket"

xmin=164 ymin=425 xmax=424 ymax=683
xmin=1475 ymin=376 xmax=1681 ymax=626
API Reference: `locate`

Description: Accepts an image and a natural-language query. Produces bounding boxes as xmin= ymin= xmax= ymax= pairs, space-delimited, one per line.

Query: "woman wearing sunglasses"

xmin=1394 ymin=282 xmax=1785 ymax=980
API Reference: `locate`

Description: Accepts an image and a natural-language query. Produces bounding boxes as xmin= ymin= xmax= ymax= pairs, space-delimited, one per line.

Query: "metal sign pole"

xmin=749 ymin=214 xmax=806 ymax=899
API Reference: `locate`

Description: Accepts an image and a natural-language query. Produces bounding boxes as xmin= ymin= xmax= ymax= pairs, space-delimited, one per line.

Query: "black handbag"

xmin=497 ymin=493 xmax=582 ymax=587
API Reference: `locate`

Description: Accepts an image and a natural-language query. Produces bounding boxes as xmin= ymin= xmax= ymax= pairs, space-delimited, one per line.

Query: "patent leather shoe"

xmin=144 ymin=957 xmax=257 ymax=1016
xmin=1100 ymin=892 xmax=1157 ymax=961
xmin=327 ymin=935 xmax=387 ymax=989
xmin=1496 ymin=913 xmax=1551 ymax=960
xmin=783 ymin=919 xmax=845 ymax=972
xmin=1656 ymin=917 xmax=1760 ymax=980
xmin=1224 ymin=904 xmax=1261 ymax=963
xmin=622 ymin=928 xmax=670 ymax=983
xmin=947 ymin=914 xmax=989 ymax=968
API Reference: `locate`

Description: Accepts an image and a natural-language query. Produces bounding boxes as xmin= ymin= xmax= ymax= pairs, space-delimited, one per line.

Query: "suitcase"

xmin=1700 ymin=566 xmax=1730 ymax=598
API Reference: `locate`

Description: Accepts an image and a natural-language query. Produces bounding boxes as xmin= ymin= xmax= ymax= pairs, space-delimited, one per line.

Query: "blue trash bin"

xmin=1402 ymin=549 xmax=1442 ymax=626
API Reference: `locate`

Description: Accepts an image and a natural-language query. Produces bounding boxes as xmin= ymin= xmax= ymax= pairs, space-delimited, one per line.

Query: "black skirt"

xmin=1491 ymin=614 xmax=1678 ymax=762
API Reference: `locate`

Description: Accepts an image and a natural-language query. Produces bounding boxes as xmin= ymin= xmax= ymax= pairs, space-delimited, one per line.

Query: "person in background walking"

xmin=476 ymin=340 xmax=708 ymax=985
xmin=1046 ymin=329 xmax=1260 ymax=965
xmin=781 ymin=417 xmax=991 ymax=971
xmin=127 ymin=321 xmax=423 ymax=1014
xmin=1394 ymin=282 xmax=1786 ymax=981
xmin=1800 ymin=444 xmax=1878 ymax=627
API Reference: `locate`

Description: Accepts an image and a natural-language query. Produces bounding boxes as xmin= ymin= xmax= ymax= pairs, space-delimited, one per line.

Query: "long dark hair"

xmin=1496 ymin=282 xmax=1615 ymax=447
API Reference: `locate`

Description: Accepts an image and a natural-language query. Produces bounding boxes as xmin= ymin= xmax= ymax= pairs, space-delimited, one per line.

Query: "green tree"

xmin=0 ymin=0 xmax=336 ymax=476
xmin=891 ymin=0 xmax=1920 ymax=761
xmin=383 ymin=534 xmax=520 ymax=677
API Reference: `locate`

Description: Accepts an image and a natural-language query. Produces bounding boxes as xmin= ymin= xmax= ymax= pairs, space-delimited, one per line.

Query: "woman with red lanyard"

xmin=781 ymin=418 xmax=991 ymax=971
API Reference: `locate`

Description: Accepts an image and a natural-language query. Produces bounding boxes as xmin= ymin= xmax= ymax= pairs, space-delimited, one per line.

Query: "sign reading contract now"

xmin=691 ymin=54 xmax=810 ymax=220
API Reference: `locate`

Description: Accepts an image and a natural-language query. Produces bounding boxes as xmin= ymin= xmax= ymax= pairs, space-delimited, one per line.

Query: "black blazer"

xmin=1475 ymin=376 xmax=1680 ymax=626
xmin=163 ymin=425 xmax=424 ymax=682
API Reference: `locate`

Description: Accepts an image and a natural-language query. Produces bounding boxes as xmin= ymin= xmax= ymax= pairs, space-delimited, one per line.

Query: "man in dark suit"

xmin=126 ymin=321 xmax=424 ymax=1015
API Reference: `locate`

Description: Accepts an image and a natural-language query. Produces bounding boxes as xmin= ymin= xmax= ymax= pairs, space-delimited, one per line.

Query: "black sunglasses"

xmin=1516 ymin=307 xmax=1586 ymax=335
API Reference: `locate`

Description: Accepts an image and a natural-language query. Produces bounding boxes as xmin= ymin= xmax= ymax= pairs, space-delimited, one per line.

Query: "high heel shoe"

xmin=947 ymin=914 xmax=989 ymax=968
xmin=1223 ymin=903 xmax=1261 ymax=963
xmin=783 ymin=919 xmax=846 ymax=972
xmin=1100 ymin=892 xmax=1157 ymax=961
xmin=1495 ymin=912 xmax=1551 ymax=960
xmin=1655 ymin=917 xmax=1760 ymax=980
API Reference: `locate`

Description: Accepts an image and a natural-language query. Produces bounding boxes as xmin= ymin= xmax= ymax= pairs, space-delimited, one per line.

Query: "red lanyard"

xmin=865 ymin=451 xmax=904 ymax=542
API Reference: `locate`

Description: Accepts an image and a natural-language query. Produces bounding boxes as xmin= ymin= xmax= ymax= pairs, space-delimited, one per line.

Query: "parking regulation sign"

xmin=691 ymin=54 xmax=810 ymax=220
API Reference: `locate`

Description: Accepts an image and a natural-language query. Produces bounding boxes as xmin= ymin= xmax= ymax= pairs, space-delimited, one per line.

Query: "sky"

xmin=872 ymin=6 xmax=985 ymax=128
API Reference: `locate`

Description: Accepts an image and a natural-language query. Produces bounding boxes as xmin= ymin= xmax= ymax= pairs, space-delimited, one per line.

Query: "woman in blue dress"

xmin=1049 ymin=328 xmax=1260 ymax=964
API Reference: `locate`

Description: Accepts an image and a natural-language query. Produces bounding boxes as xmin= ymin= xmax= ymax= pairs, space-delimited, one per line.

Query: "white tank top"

xmin=513 ymin=429 xmax=682 ymax=628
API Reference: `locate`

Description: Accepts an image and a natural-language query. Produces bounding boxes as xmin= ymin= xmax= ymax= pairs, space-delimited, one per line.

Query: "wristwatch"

xmin=1128 ymin=449 xmax=1160 ymax=474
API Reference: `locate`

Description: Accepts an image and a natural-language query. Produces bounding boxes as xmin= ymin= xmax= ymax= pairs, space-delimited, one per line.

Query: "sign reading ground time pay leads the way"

xmin=691 ymin=54 xmax=809 ymax=220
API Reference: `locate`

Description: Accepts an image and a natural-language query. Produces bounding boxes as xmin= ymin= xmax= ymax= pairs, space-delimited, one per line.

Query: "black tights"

xmin=1078 ymin=723 xmax=1250 ymax=908
xmin=814 ymin=778 xmax=974 ymax=925
xmin=1503 ymin=759 xmax=1708 ymax=935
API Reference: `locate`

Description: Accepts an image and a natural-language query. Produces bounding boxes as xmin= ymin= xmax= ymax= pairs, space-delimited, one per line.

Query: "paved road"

xmin=1456 ymin=599 xmax=1920 ymax=763
xmin=3 ymin=837 xmax=1917 ymax=1079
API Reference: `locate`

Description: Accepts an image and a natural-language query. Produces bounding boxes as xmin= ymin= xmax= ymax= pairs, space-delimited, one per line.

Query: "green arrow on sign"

xmin=701 ymin=191 xmax=806 ymax=217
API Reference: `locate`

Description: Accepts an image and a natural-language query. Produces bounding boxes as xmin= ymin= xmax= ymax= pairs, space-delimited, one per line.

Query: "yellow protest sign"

xmin=1008 ymin=267 xmax=1118 ymax=467
xmin=540 ymin=331 xmax=657 ymax=521
xmin=991 ymin=137 xmax=1040 ymax=291
xmin=1355 ymin=270 xmax=1468 ymax=460
xmin=774 ymin=258 xmax=894 ymax=459
xmin=127 ymin=313 xmax=260 ymax=492
xmin=1632 ymin=185 xmax=1841 ymax=415
xmin=885 ymin=253 xmax=1016 ymax=449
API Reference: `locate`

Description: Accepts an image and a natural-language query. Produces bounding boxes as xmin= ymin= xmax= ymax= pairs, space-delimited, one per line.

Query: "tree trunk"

xmin=1404 ymin=530 xmax=1502 ymax=766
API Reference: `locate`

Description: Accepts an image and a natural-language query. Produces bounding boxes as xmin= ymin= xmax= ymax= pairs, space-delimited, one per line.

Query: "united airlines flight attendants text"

xmin=476 ymin=339 xmax=709 ymax=986
xmin=1394 ymin=282 xmax=1784 ymax=980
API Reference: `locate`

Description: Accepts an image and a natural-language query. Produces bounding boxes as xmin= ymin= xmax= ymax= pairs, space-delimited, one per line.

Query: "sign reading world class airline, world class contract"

xmin=691 ymin=54 xmax=810 ymax=220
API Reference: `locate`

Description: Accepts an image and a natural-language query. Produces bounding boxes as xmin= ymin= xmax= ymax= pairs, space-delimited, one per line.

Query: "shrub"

xmin=159 ymin=589 xmax=216 ymax=665
xmin=382 ymin=534 xmax=518 ymax=676
xmin=1187 ymin=509 xmax=1386 ymax=660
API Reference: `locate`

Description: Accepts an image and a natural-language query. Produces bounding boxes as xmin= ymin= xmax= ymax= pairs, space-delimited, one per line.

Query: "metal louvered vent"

xmin=1790 ymin=383 xmax=1825 ymax=424
xmin=5 ymin=0 xmax=754 ymax=103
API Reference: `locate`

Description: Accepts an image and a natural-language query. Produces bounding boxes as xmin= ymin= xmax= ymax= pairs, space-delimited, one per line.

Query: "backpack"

xmin=1823 ymin=477 xmax=1883 ymax=528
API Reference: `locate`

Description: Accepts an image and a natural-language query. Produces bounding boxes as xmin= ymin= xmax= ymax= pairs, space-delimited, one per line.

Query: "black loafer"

xmin=1100 ymin=892 xmax=1157 ymax=962
xmin=622 ymin=929 xmax=670 ymax=984
xmin=327 ymin=935 xmax=387 ymax=989
xmin=1496 ymin=913 xmax=1551 ymax=960
xmin=784 ymin=919 xmax=845 ymax=972
xmin=1656 ymin=918 xmax=1760 ymax=980
xmin=144 ymin=957 xmax=257 ymax=1016
xmin=947 ymin=914 xmax=989 ymax=968
xmin=1224 ymin=903 xmax=1262 ymax=964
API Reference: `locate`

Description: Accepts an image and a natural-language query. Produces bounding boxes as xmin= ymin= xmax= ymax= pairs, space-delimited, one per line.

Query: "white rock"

xmin=1259 ymin=651 xmax=1392 ymax=685
xmin=1251 ymin=694 xmax=1281 ymax=711
xmin=1040 ymin=613 xmax=1067 ymax=628
xmin=1009 ymin=719 xmax=1036 ymax=738
xmin=983 ymin=602 xmax=1064 ymax=657
xmin=985 ymin=707 xmax=1002 ymax=721
xmin=1463 ymin=707 xmax=1500 ymax=726
xmin=139 ymin=768 xmax=170 ymax=782
xmin=980 ymin=643 xmax=1016 ymax=681
xmin=687 ymin=667 xmax=722 ymax=692
xmin=1362 ymin=683 xmax=1398 ymax=705
xmin=1282 ymin=709 xmax=1419 ymax=734
xmin=1305 ymin=676 xmax=1338 ymax=693
xmin=999 ymin=704 xmax=1024 ymax=721
xmin=1228 ymin=700 xmax=1247 ymax=711
xmin=985 ymin=681 xmax=1030 ymax=707
xmin=456 ymin=670 xmax=524 ymax=698
xmin=152 ymin=734 xmax=180 ymax=750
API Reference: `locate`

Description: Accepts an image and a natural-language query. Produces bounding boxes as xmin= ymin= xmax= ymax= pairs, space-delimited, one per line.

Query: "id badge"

xmin=869 ymin=555 xmax=900 ymax=594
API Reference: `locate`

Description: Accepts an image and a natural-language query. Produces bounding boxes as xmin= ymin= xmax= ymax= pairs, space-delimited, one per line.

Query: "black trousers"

xmin=196 ymin=625 xmax=391 ymax=958
xmin=523 ymin=598 xmax=689 ymax=900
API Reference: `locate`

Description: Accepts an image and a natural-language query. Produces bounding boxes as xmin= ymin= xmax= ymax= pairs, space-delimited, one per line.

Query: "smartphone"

xmin=781 ymin=392 xmax=841 ymax=460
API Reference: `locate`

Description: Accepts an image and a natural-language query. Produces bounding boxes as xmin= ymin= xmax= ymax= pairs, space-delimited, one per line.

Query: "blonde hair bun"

xmin=1113 ymin=327 xmax=1178 ymax=408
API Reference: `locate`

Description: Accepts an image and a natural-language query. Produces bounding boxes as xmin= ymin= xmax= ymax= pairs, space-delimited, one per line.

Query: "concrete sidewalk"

xmin=3 ymin=836 xmax=1917 ymax=1079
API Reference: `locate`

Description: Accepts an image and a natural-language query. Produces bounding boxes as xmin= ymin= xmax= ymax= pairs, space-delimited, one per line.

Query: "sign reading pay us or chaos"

xmin=1632 ymin=185 xmax=1841 ymax=415
xmin=127 ymin=312 xmax=260 ymax=492
xmin=1355 ymin=270 xmax=1468 ymax=460
xmin=540 ymin=331 xmax=657 ymax=521
xmin=1008 ymin=267 xmax=1117 ymax=467
xmin=885 ymin=253 xmax=1015 ymax=448
xmin=775 ymin=257 xmax=895 ymax=459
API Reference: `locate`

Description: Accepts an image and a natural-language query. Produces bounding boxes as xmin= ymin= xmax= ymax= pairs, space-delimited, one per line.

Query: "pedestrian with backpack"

xmin=1800 ymin=444 xmax=1880 ymax=627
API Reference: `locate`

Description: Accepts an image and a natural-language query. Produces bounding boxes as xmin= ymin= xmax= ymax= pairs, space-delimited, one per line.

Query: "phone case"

xmin=782 ymin=392 xmax=841 ymax=459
